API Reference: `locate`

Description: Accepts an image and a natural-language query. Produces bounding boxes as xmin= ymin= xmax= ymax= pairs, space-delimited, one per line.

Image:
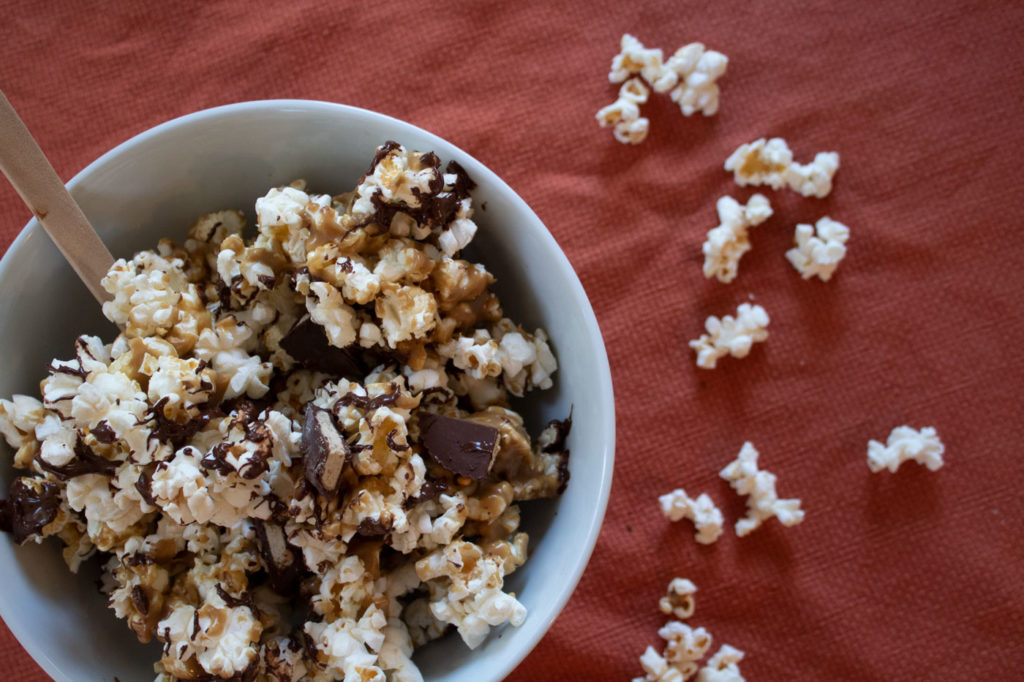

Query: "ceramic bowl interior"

xmin=0 ymin=100 xmax=615 ymax=682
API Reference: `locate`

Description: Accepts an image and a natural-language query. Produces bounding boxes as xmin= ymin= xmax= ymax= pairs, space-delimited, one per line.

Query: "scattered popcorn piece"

xmin=785 ymin=216 xmax=850 ymax=281
xmin=660 ymin=621 xmax=712 ymax=673
xmin=662 ymin=44 xmax=729 ymax=116
xmin=784 ymin=151 xmax=840 ymax=199
xmin=596 ymin=77 xmax=652 ymax=145
xmin=609 ymin=34 xmax=665 ymax=85
xmin=689 ymin=303 xmax=769 ymax=370
xmin=659 ymin=490 xmax=724 ymax=545
xmin=659 ymin=578 xmax=698 ymax=620
xmin=633 ymin=645 xmax=686 ymax=682
xmin=724 ymin=137 xmax=839 ymax=197
xmin=720 ymin=442 xmax=804 ymax=536
xmin=702 ymin=194 xmax=773 ymax=283
xmin=867 ymin=426 xmax=945 ymax=473
xmin=697 ymin=644 xmax=746 ymax=682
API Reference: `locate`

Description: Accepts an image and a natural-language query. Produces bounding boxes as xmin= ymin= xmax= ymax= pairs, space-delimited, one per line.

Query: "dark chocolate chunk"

xmin=279 ymin=316 xmax=366 ymax=380
xmin=418 ymin=413 xmax=499 ymax=481
xmin=252 ymin=519 xmax=306 ymax=596
xmin=36 ymin=436 xmax=118 ymax=480
xmin=300 ymin=405 xmax=350 ymax=497
xmin=0 ymin=478 xmax=62 ymax=544
xmin=402 ymin=476 xmax=449 ymax=509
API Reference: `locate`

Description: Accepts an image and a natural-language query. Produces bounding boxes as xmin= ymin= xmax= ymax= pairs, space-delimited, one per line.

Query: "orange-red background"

xmin=2 ymin=1 xmax=1022 ymax=679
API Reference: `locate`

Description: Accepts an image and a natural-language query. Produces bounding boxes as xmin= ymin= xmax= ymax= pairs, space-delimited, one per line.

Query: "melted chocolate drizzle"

xmin=36 ymin=436 xmax=118 ymax=480
xmin=336 ymin=385 xmax=399 ymax=411
xmin=145 ymin=398 xmax=219 ymax=449
xmin=0 ymin=478 xmax=62 ymax=544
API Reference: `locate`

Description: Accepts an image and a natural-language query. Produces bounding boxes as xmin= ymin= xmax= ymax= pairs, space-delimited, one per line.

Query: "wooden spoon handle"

xmin=0 ymin=90 xmax=114 ymax=303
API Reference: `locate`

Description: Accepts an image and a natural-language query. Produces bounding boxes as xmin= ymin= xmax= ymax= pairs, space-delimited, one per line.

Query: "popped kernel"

xmin=689 ymin=303 xmax=770 ymax=370
xmin=786 ymin=216 xmax=850 ymax=281
xmin=702 ymin=194 xmax=773 ymax=283
xmin=596 ymin=77 xmax=652 ymax=145
xmin=867 ymin=425 xmax=945 ymax=473
xmin=724 ymin=137 xmax=839 ymax=198
xmin=659 ymin=578 xmax=698 ymax=620
xmin=720 ymin=442 xmax=804 ymax=536
xmin=697 ymin=644 xmax=746 ymax=682
xmin=658 ymin=489 xmax=723 ymax=545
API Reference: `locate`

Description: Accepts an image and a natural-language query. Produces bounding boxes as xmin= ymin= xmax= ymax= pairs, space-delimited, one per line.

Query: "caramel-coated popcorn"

xmin=0 ymin=142 xmax=573 ymax=681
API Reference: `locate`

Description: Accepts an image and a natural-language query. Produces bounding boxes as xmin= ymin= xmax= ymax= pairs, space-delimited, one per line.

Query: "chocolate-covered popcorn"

xmin=0 ymin=142 xmax=572 ymax=681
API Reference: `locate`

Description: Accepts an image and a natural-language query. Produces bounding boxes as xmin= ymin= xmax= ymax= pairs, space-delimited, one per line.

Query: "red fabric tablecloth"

xmin=2 ymin=1 xmax=1022 ymax=679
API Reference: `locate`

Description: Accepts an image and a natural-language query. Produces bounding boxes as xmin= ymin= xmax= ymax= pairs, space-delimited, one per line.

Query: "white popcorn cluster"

xmin=786 ymin=216 xmax=850 ymax=281
xmin=596 ymin=78 xmax=652 ymax=145
xmin=658 ymin=489 xmax=724 ymax=545
xmin=720 ymin=442 xmax=804 ymax=536
xmin=867 ymin=425 xmax=945 ymax=473
xmin=702 ymin=194 xmax=773 ymax=283
xmin=633 ymin=578 xmax=746 ymax=682
xmin=0 ymin=143 xmax=573 ymax=681
xmin=689 ymin=303 xmax=770 ymax=370
xmin=600 ymin=34 xmax=728 ymax=144
xmin=724 ymin=137 xmax=840 ymax=198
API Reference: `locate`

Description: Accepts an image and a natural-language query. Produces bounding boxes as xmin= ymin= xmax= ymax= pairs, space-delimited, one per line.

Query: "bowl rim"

xmin=0 ymin=99 xmax=615 ymax=681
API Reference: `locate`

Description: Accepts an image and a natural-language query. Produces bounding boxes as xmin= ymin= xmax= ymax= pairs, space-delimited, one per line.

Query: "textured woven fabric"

xmin=2 ymin=1 xmax=1022 ymax=679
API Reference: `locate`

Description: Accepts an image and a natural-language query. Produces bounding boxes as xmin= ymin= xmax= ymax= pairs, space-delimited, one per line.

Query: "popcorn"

xmin=702 ymin=194 xmax=773 ymax=283
xmin=724 ymin=137 xmax=840 ymax=197
xmin=0 ymin=142 xmax=572 ymax=681
xmin=609 ymin=35 xmax=728 ymax=117
xmin=689 ymin=303 xmax=770 ymax=370
xmin=609 ymin=34 xmax=665 ymax=85
xmin=662 ymin=44 xmax=729 ymax=116
xmin=720 ymin=442 xmax=804 ymax=536
xmin=659 ymin=578 xmax=698 ymax=620
xmin=596 ymin=77 xmax=652 ymax=145
xmin=659 ymin=490 xmax=723 ymax=545
xmin=867 ymin=425 xmax=945 ymax=473
xmin=697 ymin=644 xmax=746 ymax=682
xmin=785 ymin=151 xmax=840 ymax=198
xmin=785 ymin=216 xmax=850 ymax=281
xmin=660 ymin=620 xmax=712 ymax=671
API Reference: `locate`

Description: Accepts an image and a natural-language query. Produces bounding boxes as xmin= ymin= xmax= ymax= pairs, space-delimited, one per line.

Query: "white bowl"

xmin=0 ymin=100 xmax=615 ymax=681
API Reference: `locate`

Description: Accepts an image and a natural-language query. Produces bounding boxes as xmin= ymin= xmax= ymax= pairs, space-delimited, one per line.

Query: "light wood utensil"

xmin=0 ymin=90 xmax=114 ymax=303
